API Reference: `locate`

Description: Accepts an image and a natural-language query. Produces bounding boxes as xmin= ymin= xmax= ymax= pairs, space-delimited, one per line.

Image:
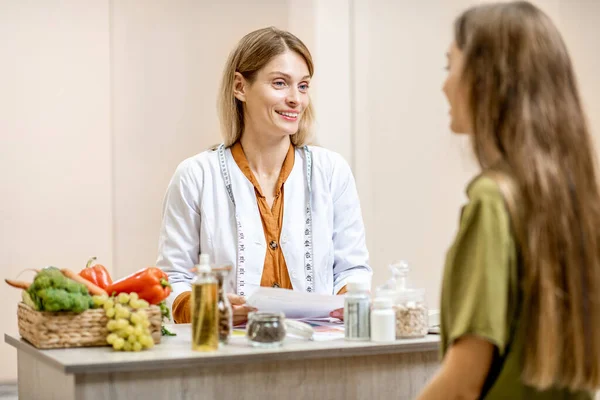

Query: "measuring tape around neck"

xmin=217 ymin=144 xmax=315 ymax=296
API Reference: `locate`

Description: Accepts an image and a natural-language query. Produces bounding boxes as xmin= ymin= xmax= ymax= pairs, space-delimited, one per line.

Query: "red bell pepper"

xmin=79 ymin=257 xmax=113 ymax=290
xmin=106 ymin=267 xmax=171 ymax=305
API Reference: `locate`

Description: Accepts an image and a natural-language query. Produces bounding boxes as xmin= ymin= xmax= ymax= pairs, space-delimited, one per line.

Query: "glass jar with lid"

xmin=376 ymin=261 xmax=429 ymax=339
xmin=246 ymin=312 xmax=286 ymax=348
xmin=394 ymin=287 xmax=428 ymax=338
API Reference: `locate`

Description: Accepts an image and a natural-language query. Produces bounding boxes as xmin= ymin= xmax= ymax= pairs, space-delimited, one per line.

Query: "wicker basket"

xmin=17 ymin=302 xmax=162 ymax=349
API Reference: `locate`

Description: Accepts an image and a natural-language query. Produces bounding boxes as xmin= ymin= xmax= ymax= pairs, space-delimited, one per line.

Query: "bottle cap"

xmin=199 ymin=253 xmax=210 ymax=264
xmin=372 ymin=297 xmax=393 ymax=309
xmin=346 ymin=278 xmax=370 ymax=292
xmin=196 ymin=254 xmax=211 ymax=274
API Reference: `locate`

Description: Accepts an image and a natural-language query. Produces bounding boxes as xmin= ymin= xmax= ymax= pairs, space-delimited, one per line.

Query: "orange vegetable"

xmin=79 ymin=257 xmax=112 ymax=290
xmin=106 ymin=267 xmax=171 ymax=305
xmin=4 ymin=279 xmax=30 ymax=290
xmin=61 ymin=268 xmax=108 ymax=296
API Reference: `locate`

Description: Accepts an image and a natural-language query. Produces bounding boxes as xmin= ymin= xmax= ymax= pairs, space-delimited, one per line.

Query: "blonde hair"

xmin=455 ymin=1 xmax=600 ymax=391
xmin=218 ymin=27 xmax=315 ymax=147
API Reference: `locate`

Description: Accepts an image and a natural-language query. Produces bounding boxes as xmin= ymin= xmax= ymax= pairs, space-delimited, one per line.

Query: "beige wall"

xmin=0 ymin=0 xmax=112 ymax=381
xmin=1 ymin=0 xmax=599 ymax=383
xmin=0 ymin=0 xmax=291 ymax=382
xmin=352 ymin=0 xmax=480 ymax=308
xmin=559 ymin=1 xmax=600 ymax=151
xmin=110 ymin=0 xmax=290 ymax=276
xmin=353 ymin=0 xmax=600 ymax=309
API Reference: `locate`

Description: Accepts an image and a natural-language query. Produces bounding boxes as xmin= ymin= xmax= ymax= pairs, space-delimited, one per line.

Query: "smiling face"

xmin=442 ymin=41 xmax=473 ymax=134
xmin=233 ymin=50 xmax=311 ymax=142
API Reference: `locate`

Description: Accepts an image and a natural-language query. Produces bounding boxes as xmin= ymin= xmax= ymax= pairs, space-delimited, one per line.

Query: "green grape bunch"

xmin=92 ymin=292 xmax=154 ymax=352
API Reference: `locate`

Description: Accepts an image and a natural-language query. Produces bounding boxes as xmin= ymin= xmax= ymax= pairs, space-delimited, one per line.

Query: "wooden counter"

xmin=5 ymin=324 xmax=440 ymax=400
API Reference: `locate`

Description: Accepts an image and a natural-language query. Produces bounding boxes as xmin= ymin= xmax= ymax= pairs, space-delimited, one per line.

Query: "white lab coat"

xmin=156 ymin=145 xmax=371 ymax=316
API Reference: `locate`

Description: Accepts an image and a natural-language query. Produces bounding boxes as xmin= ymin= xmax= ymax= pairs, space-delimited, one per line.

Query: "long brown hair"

xmin=218 ymin=27 xmax=315 ymax=147
xmin=455 ymin=1 xmax=600 ymax=391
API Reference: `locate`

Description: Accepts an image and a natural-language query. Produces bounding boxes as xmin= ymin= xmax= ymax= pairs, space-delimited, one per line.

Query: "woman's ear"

xmin=233 ymin=72 xmax=247 ymax=102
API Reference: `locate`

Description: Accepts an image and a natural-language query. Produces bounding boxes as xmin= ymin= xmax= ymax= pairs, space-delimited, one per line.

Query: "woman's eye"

xmin=299 ymin=83 xmax=310 ymax=91
xmin=273 ymin=80 xmax=286 ymax=87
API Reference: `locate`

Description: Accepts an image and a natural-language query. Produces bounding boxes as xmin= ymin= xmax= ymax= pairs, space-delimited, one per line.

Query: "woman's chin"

xmin=450 ymin=122 xmax=469 ymax=135
xmin=277 ymin=127 xmax=299 ymax=137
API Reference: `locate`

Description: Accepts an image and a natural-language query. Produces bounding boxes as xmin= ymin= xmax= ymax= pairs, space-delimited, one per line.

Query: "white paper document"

xmin=246 ymin=287 xmax=344 ymax=319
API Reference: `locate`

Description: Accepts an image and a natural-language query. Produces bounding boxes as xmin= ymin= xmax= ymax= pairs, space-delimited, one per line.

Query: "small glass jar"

xmin=393 ymin=288 xmax=428 ymax=338
xmin=246 ymin=312 xmax=286 ymax=348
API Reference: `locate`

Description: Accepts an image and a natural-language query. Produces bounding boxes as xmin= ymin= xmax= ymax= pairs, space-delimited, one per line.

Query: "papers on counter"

xmin=296 ymin=317 xmax=345 ymax=341
xmin=246 ymin=287 xmax=344 ymax=319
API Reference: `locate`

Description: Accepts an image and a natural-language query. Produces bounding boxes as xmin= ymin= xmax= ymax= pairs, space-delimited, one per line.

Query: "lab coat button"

xmin=272 ymin=283 xmax=280 ymax=288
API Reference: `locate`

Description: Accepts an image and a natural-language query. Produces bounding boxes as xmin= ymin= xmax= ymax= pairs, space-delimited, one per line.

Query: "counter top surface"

xmin=5 ymin=324 xmax=440 ymax=374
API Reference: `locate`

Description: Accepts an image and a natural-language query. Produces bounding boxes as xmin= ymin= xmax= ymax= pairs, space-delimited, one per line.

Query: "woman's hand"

xmin=330 ymin=308 xmax=344 ymax=320
xmin=330 ymin=288 xmax=347 ymax=320
xmin=227 ymin=293 xmax=257 ymax=326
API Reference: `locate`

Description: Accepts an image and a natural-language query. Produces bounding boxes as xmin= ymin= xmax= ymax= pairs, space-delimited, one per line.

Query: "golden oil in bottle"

xmin=191 ymin=254 xmax=219 ymax=351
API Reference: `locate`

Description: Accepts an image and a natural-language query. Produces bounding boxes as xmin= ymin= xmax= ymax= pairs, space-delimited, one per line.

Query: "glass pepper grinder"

xmin=212 ymin=265 xmax=233 ymax=345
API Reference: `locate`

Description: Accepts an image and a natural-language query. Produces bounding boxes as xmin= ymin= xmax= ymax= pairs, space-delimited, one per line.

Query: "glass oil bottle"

xmin=191 ymin=253 xmax=219 ymax=351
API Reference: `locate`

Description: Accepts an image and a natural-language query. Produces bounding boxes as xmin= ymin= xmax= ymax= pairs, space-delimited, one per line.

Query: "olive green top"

xmin=440 ymin=175 xmax=592 ymax=399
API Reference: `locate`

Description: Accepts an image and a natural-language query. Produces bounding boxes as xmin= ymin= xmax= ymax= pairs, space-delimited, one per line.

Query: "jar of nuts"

xmin=376 ymin=261 xmax=429 ymax=339
xmin=393 ymin=288 xmax=428 ymax=339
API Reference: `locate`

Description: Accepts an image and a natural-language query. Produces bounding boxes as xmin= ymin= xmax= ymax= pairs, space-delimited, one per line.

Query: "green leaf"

xmin=161 ymin=325 xmax=176 ymax=336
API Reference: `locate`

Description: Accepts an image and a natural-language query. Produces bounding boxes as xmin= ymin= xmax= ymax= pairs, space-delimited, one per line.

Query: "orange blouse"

xmin=230 ymin=141 xmax=295 ymax=290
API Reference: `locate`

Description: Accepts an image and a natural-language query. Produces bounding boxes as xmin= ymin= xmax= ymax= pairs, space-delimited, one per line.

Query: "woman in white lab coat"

xmin=156 ymin=27 xmax=371 ymax=324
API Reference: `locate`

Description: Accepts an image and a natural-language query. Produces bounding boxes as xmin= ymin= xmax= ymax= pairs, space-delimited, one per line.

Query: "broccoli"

xmin=64 ymin=278 xmax=88 ymax=295
xmin=36 ymin=288 xmax=71 ymax=311
xmin=22 ymin=290 xmax=39 ymax=310
xmin=26 ymin=267 xmax=92 ymax=313
xmin=29 ymin=267 xmax=65 ymax=292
